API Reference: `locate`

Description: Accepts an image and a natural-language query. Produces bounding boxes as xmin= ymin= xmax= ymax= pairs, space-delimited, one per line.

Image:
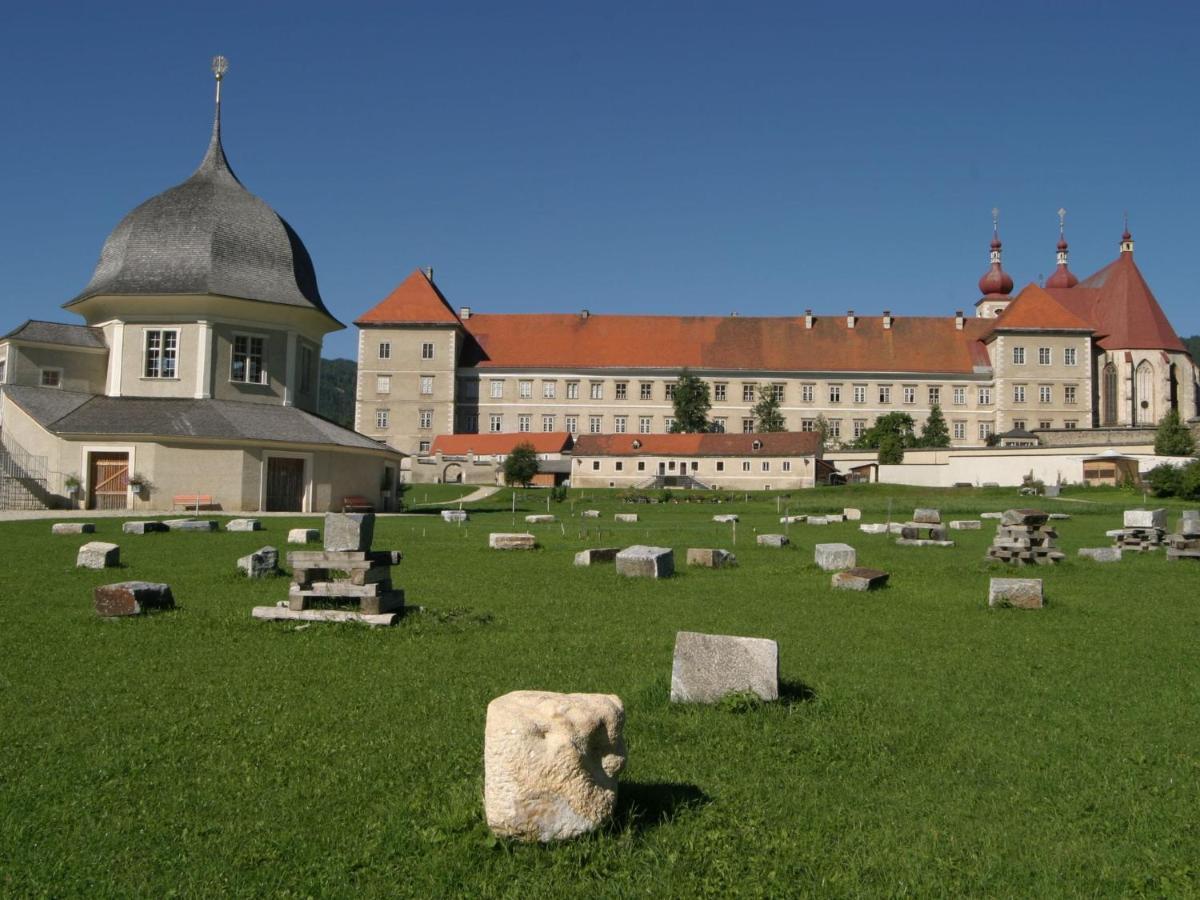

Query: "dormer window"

xmin=231 ymin=334 xmax=266 ymax=384
xmin=752 ymin=439 xmax=763 ymax=450
xmin=143 ymin=329 xmax=178 ymax=379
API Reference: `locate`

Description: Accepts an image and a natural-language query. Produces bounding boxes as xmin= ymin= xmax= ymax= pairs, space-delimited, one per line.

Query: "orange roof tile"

xmin=987 ymin=283 xmax=1094 ymax=333
xmin=355 ymin=269 xmax=461 ymax=326
xmin=461 ymin=314 xmax=994 ymax=374
xmin=429 ymin=432 xmax=573 ymax=456
xmin=573 ymin=432 xmax=822 ymax=457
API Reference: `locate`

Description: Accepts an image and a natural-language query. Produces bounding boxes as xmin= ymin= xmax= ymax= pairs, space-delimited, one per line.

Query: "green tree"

xmin=503 ymin=442 xmax=539 ymax=487
xmin=877 ymin=433 xmax=905 ymax=465
xmin=1153 ymin=409 xmax=1195 ymax=456
xmin=669 ymin=369 xmax=711 ymax=433
xmin=919 ymin=404 xmax=950 ymax=448
xmin=752 ymin=385 xmax=786 ymax=432
xmin=814 ymin=414 xmax=832 ymax=450
xmin=853 ymin=412 xmax=917 ymax=451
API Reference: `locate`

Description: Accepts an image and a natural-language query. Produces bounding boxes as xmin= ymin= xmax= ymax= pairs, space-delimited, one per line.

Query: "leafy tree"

xmin=753 ymin=385 xmax=786 ymax=432
xmin=853 ymin=412 xmax=917 ymax=451
xmin=814 ymin=414 xmax=832 ymax=451
xmin=503 ymin=442 xmax=539 ymax=487
xmin=1153 ymin=409 xmax=1195 ymax=456
xmin=918 ymin=404 xmax=950 ymax=448
xmin=877 ymin=433 xmax=905 ymax=465
xmin=669 ymin=369 xmax=711 ymax=433
xmin=1147 ymin=462 xmax=1184 ymax=497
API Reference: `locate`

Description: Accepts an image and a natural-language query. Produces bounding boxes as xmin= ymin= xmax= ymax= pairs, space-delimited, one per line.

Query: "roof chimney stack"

xmin=846 ymin=310 xmax=857 ymax=329
xmin=955 ymin=310 xmax=965 ymax=330
xmin=580 ymin=309 xmax=590 ymax=320
xmin=423 ymin=266 xmax=434 ymax=282
xmin=459 ymin=306 xmax=471 ymax=320
xmin=882 ymin=310 xmax=893 ymax=329
xmin=804 ymin=309 xmax=813 ymax=329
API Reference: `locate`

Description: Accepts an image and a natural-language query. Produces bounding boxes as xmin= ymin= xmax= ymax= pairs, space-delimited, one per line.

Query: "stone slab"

xmin=1124 ymin=508 xmax=1166 ymax=529
xmin=988 ymin=577 xmax=1044 ymax=609
xmin=287 ymin=528 xmax=320 ymax=544
xmin=806 ymin=517 xmax=828 ymax=525
xmin=1078 ymin=547 xmax=1122 ymax=563
xmin=831 ymin=567 xmax=890 ymax=591
xmin=489 ymin=532 xmax=536 ymax=550
xmin=843 ymin=508 xmax=862 ymax=521
xmin=94 ymin=581 xmax=174 ymax=617
xmin=163 ymin=519 xmax=217 ymax=532
xmin=251 ymin=605 xmax=399 ymax=626
xmin=525 ymin=514 xmax=557 ymax=524
xmin=615 ymin=545 xmax=674 ymax=578
xmin=324 ymin=512 xmax=374 ymax=552
xmin=670 ymin=631 xmax=779 ymax=704
xmin=226 ymin=518 xmax=261 ymax=532
xmin=77 ymin=541 xmax=119 ymax=569
xmin=122 ymin=521 xmax=167 ymax=534
xmin=238 ymin=546 xmax=279 ymax=578
xmin=574 ymin=547 xmax=620 ymax=566
xmin=980 ymin=512 xmax=1003 ymax=520
xmin=441 ymin=509 xmax=469 ymax=523
xmin=52 ymin=522 xmax=94 ymax=534
xmin=896 ymin=538 xmax=955 ymax=548
xmin=779 ymin=515 xmax=806 ymax=524
xmin=1048 ymin=513 xmax=1071 ymax=521
xmin=948 ymin=520 xmax=982 ymax=530
xmin=614 ymin=513 xmax=639 ymax=523
xmin=686 ymin=548 xmax=737 ymax=568
xmin=912 ymin=508 xmax=941 ymax=525
xmin=814 ymin=542 xmax=856 ymax=571
xmin=756 ymin=533 xmax=789 ymax=547
xmin=859 ymin=523 xmax=889 ymax=534
xmin=712 ymin=514 xmax=739 ymax=523
xmin=887 ymin=522 xmax=906 ymax=534
xmin=580 ymin=510 xmax=601 ymax=519
xmin=1001 ymin=509 xmax=1048 ymax=526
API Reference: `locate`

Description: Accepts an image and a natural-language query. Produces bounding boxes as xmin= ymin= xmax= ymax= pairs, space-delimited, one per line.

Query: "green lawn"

xmin=2 ymin=486 xmax=1198 ymax=896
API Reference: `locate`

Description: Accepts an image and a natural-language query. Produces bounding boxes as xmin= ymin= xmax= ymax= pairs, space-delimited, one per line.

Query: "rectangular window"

xmin=664 ymin=383 xmax=676 ymax=401
xmin=716 ymin=461 xmax=725 ymax=472
xmin=542 ymin=415 xmax=555 ymax=432
xmin=376 ymin=408 xmax=389 ymax=429
xmin=828 ymin=384 xmax=842 ymax=403
xmin=378 ymin=341 xmax=391 ymax=360
xmin=299 ymin=345 xmax=313 ymax=394
xmin=519 ymin=380 xmax=532 ymax=399
xmin=782 ymin=461 xmax=792 ymax=472
xmin=637 ymin=461 xmax=646 ymax=472
xmin=615 ymin=461 xmax=624 ymax=472
xmin=1038 ymin=420 xmax=1053 ymax=430
xmin=801 ymin=419 xmax=815 ymax=432
xmin=714 ymin=383 xmax=727 ymax=401
xmin=592 ymin=460 xmax=600 ymax=471
xmin=828 ymin=419 xmax=841 ymax=438
xmin=711 ymin=418 xmax=726 ymax=433
xmin=1013 ymin=385 xmax=1026 ymax=403
xmin=39 ymin=368 xmax=62 ymax=388
xmin=1064 ymin=385 xmax=1077 ymax=404
xmin=952 ymin=386 xmax=966 ymax=405
xmin=589 ymin=415 xmax=602 ymax=433
xmin=902 ymin=386 xmax=916 ymax=404
xmin=490 ymin=380 xmax=503 ymax=399
xmin=664 ymin=417 xmax=676 ymax=432
xmin=420 ymin=376 xmax=434 ymax=396
xmin=742 ymin=461 xmax=751 ymax=472
xmin=1064 ymin=347 xmax=1078 ymax=366
xmin=742 ymin=419 xmax=755 ymax=433
xmin=928 ymin=386 xmax=940 ymax=405
xmin=489 ymin=414 xmax=503 ymax=432
xmin=615 ymin=382 xmax=628 ymax=400
xmin=639 ymin=416 xmax=652 ymax=434
xmin=639 ymin=382 xmax=652 ymax=400
xmin=419 ymin=409 xmax=433 ymax=430
xmin=143 ymin=329 xmax=178 ymax=379
xmin=979 ymin=422 xmax=993 ymax=439
xmin=418 ymin=440 xmax=431 ymax=453
xmin=1039 ymin=385 xmax=1052 ymax=404
xmin=567 ymin=382 xmax=580 ymax=400
xmin=615 ymin=416 xmax=627 ymax=433
xmin=801 ymin=384 xmax=814 ymax=403
xmin=543 ymin=381 xmax=556 ymax=399
xmin=421 ymin=342 xmax=434 ymax=360
xmin=978 ymin=387 xmax=992 ymax=405
xmin=853 ymin=419 xmax=867 ymax=439
xmin=231 ymin=334 xmax=266 ymax=384
xmin=761 ymin=461 xmax=770 ymax=472
xmin=878 ymin=385 xmax=891 ymax=404
xmin=518 ymin=414 xmax=530 ymax=432
xmin=771 ymin=384 xmax=785 ymax=402
xmin=1038 ymin=347 xmax=1052 ymax=365
xmin=742 ymin=383 xmax=757 ymax=402
xmin=1012 ymin=346 xmax=1026 ymax=365
xmin=590 ymin=382 xmax=603 ymax=400
xmin=465 ymin=414 xmax=479 ymax=433
xmin=377 ymin=374 xmax=391 ymax=394
xmin=566 ymin=415 xmax=578 ymax=434
xmin=953 ymin=421 xmax=966 ymax=440
xmin=853 ymin=385 xmax=866 ymax=404
xmin=1012 ymin=419 xmax=1026 ymax=431
xmin=1064 ymin=420 xmax=1077 ymax=430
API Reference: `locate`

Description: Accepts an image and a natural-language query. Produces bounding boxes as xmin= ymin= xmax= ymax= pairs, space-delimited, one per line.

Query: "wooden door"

xmin=89 ymin=453 xmax=129 ymax=510
xmin=265 ymin=457 xmax=306 ymax=511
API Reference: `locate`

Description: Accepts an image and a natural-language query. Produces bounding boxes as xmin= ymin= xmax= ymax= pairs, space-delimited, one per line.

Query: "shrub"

xmin=1154 ymin=409 xmax=1196 ymax=456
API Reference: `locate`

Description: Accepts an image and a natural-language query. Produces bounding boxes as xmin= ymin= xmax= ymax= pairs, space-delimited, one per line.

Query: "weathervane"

xmin=1058 ymin=207 xmax=1066 ymax=235
xmin=992 ymin=207 xmax=1000 ymax=233
xmin=212 ymin=55 xmax=229 ymax=105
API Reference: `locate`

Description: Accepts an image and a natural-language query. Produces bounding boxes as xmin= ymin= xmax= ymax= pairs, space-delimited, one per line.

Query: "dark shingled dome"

xmin=67 ymin=112 xmax=338 ymax=323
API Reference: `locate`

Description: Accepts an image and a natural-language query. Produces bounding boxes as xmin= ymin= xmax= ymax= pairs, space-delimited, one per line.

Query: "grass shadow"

xmin=779 ymin=678 xmax=818 ymax=706
xmin=612 ymin=780 xmax=711 ymax=833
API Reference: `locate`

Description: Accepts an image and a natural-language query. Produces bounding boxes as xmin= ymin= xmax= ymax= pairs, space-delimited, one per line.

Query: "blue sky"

xmin=3 ymin=1 xmax=1199 ymax=359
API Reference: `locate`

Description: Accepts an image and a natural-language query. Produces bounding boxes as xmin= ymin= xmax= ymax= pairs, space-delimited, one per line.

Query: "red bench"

xmin=172 ymin=493 xmax=215 ymax=512
xmin=341 ymin=495 xmax=375 ymax=513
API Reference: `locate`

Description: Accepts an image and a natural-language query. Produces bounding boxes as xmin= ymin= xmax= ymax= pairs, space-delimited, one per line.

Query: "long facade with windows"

xmin=357 ymin=228 xmax=1197 ymax=462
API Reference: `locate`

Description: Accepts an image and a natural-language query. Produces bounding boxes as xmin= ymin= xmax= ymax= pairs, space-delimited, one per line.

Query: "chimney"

xmin=459 ymin=306 xmax=472 ymax=320
xmin=804 ymin=309 xmax=813 ymax=329
xmin=955 ymin=309 xmax=965 ymax=330
xmin=423 ymin=266 xmax=435 ymax=282
xmin=882 ymin=310 xmax=893 ymax=330
xmin=846 ymin=310 xmax=857 ymax=329
xmin=580 ymin=309 xmax=590 ymax=320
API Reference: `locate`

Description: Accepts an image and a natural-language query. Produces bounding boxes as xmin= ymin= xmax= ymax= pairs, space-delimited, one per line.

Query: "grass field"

xmin=2 ymin=485 xmax=1198 ymax=897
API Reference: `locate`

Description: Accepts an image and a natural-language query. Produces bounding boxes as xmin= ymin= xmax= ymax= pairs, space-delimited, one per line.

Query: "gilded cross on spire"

xmin=1058 ymin=207 xmax=1066 ymax=235
xmin=212 ymin=55 xmax=229 ymax=105
xmin=992 ymin=207 xmax=1000 ymax=234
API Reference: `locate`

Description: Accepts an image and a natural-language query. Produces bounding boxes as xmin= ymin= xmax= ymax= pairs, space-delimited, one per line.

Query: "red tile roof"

xmin=1045 ymin=252 xmax=1187 ymax=352
xmin=356 ymin=269 xmax=461 ymax=326
xmin=987 ymin=283 xmax=1094 ymax=333
xmin=461 ymin=314 xmax=994 ymax=374
xmin=429 ymin=432 xmax=573 ymax=456
xmin=573 ymin=432 xmax=822 ymax=457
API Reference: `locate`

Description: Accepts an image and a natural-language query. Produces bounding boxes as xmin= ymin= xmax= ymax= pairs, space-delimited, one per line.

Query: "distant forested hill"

xmin=319 ymin=358 xmax=357 ymax=428
xmin=1185 ymin=335 xmax=1200 ymax=361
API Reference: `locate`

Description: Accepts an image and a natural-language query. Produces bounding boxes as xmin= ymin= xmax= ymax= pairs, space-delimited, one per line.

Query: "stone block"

xmin=1104 ymin=528 xmax=1124 ymax=538
xmin=1043 ymin=485 xmax=1061 ymax=497
xmin=756 ymin=533 xmax=789 ymax=547
xmin=1048 ymin=513 xmax=1071 ymax=521
xmin=980 ymin=512 xmax=1003 ymax=520
xmin=52 ymin=522 xmax=94 ymax=535
xmin=806 ymin=517 xmax=828 ymax=525
xmin=1178 ymin=515 xmax=1200 ymax=537
xmin=614 ymin=513 xmax=639 ymax=523
xmin=76 ymin=541 xmax=120 ymax=569
xmin=988 ymin=578 xmax=1043 ymax=609
xmin=912 ymin=508 xmax=941 ymax=525
xmin=949 ymin=520 xmax=982 ymax=530
xmin=1001 ymin=509 xmax=1048 ymax=526
xmin=1078 ymin=547 xmax=1122 ymax=563
xmin=580 ymin=509 xmax=601 ymax=519
xmin=712 ymin=514 xmax=738 ymax=523
xmin=887 ymin=522 xmax=905 ymax=534
xmin=859 ymin=523 xmax=889 ymax=534
xmin=484 ymin=691 xmax=626 ymax=842
xmin=670 ymin=631 xmax=779 ymax=704
xmin=896 ymin=538 xmax=955 ymax=548
xmin=226 ymin=518 xmax=261 ymax=532
xmin=843 ymin=508 xmax=862 ymax=521
xmin=489 ymin=532 xmax=536 ymax=550
xmin=825 ymin=514 xmax=845 ymax=523
xmin=163 ymin=519 xmax=217 ymax=532
xmin=324 ymin=512 xmax=374 ymax=552
xmin=238 ymin=546 xmax=279 ymax=578
xmin=441 ymin=509 xmax=469 ymax=523
xmin=831 ymin=567 xmax=890 ymax=591
xmin=814 ymin=542 xmax=856 ymax=571
xmin=686 ymin=548 xmax=737 ymax=568
xmin=574 ymin=547 xmax=619 ymax=566
xmin=287 ymin=528 xmax=320 ymax=544
xmin=1123 ymin=508 xmax=1166 ymax=529
xmin=525 ymin=514 xmax=557 ymax=524
xmin=94 ymin=581 xmax=175 ymax=617
xmin=122 ymin=521 xmax=167 ymax=534
xmin=779 ymin=515 xmax=806 ymax=524
xmin=615 ymin=545 xmax=674 ymax=578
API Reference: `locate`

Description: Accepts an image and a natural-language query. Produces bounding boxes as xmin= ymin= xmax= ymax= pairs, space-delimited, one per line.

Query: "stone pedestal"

xmin=324 ymin=513 xmax=374 ymax=552
xmin=94 ymin=581 xmax=175 ymax=617
xmin=441 ymin=510 xmax=468 ymax=523
xmin=615 ymin=545 xmax=673 ymax=578
xmin=238 ymin=546 xmax=279 ymax=578
xmin=163 ymin=519 xmax=217 ymax=532
xmin=226 ymin=518 xmax=261 ymax=532
xmin=77 ymin=542 xmax=120 ymax=569
xmin=686 ymin=548 xmax=737 ymax=568
xmin=814 ymin=542 xmax=856 ymax=571
xmin=525 ymin=514 xmax=557 ymax=524
xmin=287 ymin=528 xmax=320 ymax=544
xmin=912 ymin=508 xmax=941 ymax=525
xmin=831 ymin=567 xmax=890 ymax=591
xmin=614 ymin=513 xmax=639 ymax=523
xmin=988 ymin=578 xmax=1043 ymax=609
xmin=985 ymin=510 xmax=1062 ymax=565
xmin=949 ymin=520 xmax=982 ymax=530
xmin=52 ymin=523 xmax=94 ymax=535
xmin=489 ymin=533 xmax=536 ymax=550
xmin=123 ymin=521 xmax=167 ymax=535
xmin=670 ymin=631 xmax=779 ymax=703
xmin=757 ymin=534 xmax=789 ymax=547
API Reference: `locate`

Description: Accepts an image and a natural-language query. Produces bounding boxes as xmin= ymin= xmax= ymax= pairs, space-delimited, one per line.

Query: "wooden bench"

xmin=341 ymin=495 xmax=375 ymax=513
xmin=172 ymin=493 xmax=215 ymax=512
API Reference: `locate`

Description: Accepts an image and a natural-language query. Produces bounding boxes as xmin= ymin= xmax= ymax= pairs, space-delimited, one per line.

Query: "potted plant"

xmin=127 ymin=472 xmax=152 ymax=500
xmin=63 ymin=473 xmax=82 ymax=506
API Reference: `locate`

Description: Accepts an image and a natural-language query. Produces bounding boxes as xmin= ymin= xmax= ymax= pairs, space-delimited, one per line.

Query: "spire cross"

xmin=1058 ymin=207 xmax=1066 ymax=235
xmin=992 ymin=207 xmax=1000 ymax=235
xmin=212 ymin=55 xmax=229 ymax=106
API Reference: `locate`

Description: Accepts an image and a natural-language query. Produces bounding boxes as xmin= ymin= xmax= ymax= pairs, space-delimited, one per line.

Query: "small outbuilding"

xmin=1082 ymin=449 xmax=1140 ymax=487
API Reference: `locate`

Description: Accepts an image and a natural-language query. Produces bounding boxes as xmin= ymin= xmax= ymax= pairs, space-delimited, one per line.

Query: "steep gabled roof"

xmin=1045 ymin=252 xmax=1187 ymax=352
xmin=573 ymin=431 xmax=822 ymax=457
xmin=429 ymin=432 xmax=573 ymax=456
xmin=1 ymin=320 xmax=107 ymax=349
xmin=987 ymin=283 xmax=1094 ymax=334
xmin=356 ymin=270 xmax=462 ymax=326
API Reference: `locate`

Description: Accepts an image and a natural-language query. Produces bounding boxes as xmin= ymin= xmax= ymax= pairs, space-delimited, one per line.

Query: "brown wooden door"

xmin=265 ymin=457 xmax=305 ymax=511
xmin=89 ymin=453 xmax=129 ymax=510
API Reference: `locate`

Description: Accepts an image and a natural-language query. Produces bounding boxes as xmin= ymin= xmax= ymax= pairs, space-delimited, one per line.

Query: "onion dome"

xmin=978 ymin=211 xmax=1014 ymax=297
xmin=66 ymin=59 xmax=338 ymax=326
xmin=1045 ymin=208 xmax=1078 ymax=288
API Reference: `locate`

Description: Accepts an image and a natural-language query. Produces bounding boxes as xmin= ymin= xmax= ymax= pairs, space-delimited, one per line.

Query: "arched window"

xmin=1102 ymin=362 xmax=1118 ymax=425
xmin=1135 ymin=361 xmax=1154 ymax=425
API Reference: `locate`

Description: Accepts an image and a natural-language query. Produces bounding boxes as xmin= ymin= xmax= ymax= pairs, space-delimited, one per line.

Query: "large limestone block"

xmin=52 ymin=523 xmax=94 ymax=535
xmin=843 ymin=508 xmax=862 ymax=521
xmin=163 ymin=519 xmax=217 ymax=532
xmin=831 ymin=567 xmax=890 ymax=591
xmin=912 ymin=508 xmax=941 ymax=525
xmin=814 ymin=542 xmax=856 ymax=571
xmin=859 ymin=523 xmax=889 ymax=535
xmin=490 ymin=532 xmax=536 ymax=550
xmin=238 ymin=546 xmax=279 ymax=578
xmin=580 ymin=510 xmax=601 ymax=519
xmin=1178 ymin=514 xmax=1200 ymax=537
xmin=287 ymin=528 xmax=320 ymax=544
xmin=77 ymin=541 xmax=120 ymax=569
xmin=441 ymin=509 xmax=468 ymax=523
xmin=779 ymin=515 xmax=806 ymax=524
xmin=1078 ymin=547 xmax=1121 ymax=563
xmin=94 ymin=581 xmax=175 ymax=617
xmin=1001 ymin=509 xmax=1048 ymax=527
xmin=980 ymin=512 xmax=1003 ymax=520
xmin=484 ymin=691 xmax=626 ymax=841
xmin=686 ymin=548 xmax=737 ymax=568
xmin=825 ymin=514 xmax=845 ymax=523
xmin=949 ymin=520 xmax=982 ymax=530
xmin=806 ymin=517 xmax=828 ymax=525
xmin=525 ymin=514 xmax=557 ymax=524
xmin=226 ymin=518 xmax=262 ymax=532
xmin=712 ymin=514 xmax=738 ymax=524
xmin=1124 ymin=508 xmax=1166 ymax=529
xmin=757 ymin=533 xmax=789 ymax=547
xmin=574 ymin=547 xmax=619 ymax=566
xmin=670 ymin=631 xmax=779 ymax=703
xmin=614 ymin=513 xmax=639 ymax=523
xmin=988 ymin=578 xmax=1043 ymax=609
xmin=122 ymin=521 xmax=167 ymax=535
xmin=615 ymin=545 xmax=673 ymax=578
xmin=324 ymin=512 xmax=375 ymax=552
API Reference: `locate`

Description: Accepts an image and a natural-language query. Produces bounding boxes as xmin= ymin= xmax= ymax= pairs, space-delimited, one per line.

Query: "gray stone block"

xmin=238 ymin=546 xmax=279 ymax=578
xmin=896 ymin=538 xmax=955 ymax=548
xmin=580 ymin=509 xmax=601 ymax=519
xmin=757 ymin=533 xmax=790 ymax=547
xmin=574 ymin=547 xmax=619 ymax=566
xmin=912 ymin=508 xmax=941 ymax=525
xmin=980 ymin=512 xmax=1003 ymax=520
xmin=52 ymin=522 xmax=94 ymax=535
xmin=489 ymin=532 xmax=536 ymax=550
xmin=670 ymin=631 xmax=779 ymax=703
xmin=988 ymin=578 xmax=1043 ymax=609
xmin=525 ymin=514 xmax=557 ymax=524
xmin=1048 ymin=513 xmax=1071 ymax=520
xmin=324 ymin=512 xmax=374 ymax=552
xmin=814 ymin=542 xmax=856 ymax=571
xmin=163 ymin=519 xmax=218 ymax=532
xmin=122 ymin=521 xmax=167 ymax=534
xmin=806 ymin=517 xmax=828 ymax=525
xmin=686 ymin=548 xmax=737 ymax=568
xmin=614 ymin=513 xmax=639 ymax=523
xmin=831 ymin=567 xmax=890 ymax=591
xmin=825 ymin=514 xmax=845 ymax=523
xmin=287 ymin=528 xmax=320 ymax=544
xmin=441 ymin=509 xmax=469 ymax=523
xmin=226 ymin=518 xmax=261 ymax=532
xmin=94 ymin=581 xmax=175 ymax=617
xmin=887 ymin=522 xmax=906 ymax=534
xmin=843 ymin=508 xmax=862 ymax=521
xmin=615 ymin=545 xmax=674 ymax=578
xmin=1078 ymin=547 xmax=1122 ymax=563
xmin=77 ymin=541 xmax=120 ymax=569
xmin=712 ymin=514 xmax=739 ymax=523
xmin=858 ymin=523 xmax=889 ymax=534
xmin=1124 ymin=508 xmax=1166 ymax=529
xmin=1178 ymin=514 xmax=1200 ymax=537
xmin=1001 ymin=509 xmax=1048 ymax=526
xmin=949 ymin=520 xmax=982 ymax=530
xmin=779 ymin=515 xmax=806 ymax=524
